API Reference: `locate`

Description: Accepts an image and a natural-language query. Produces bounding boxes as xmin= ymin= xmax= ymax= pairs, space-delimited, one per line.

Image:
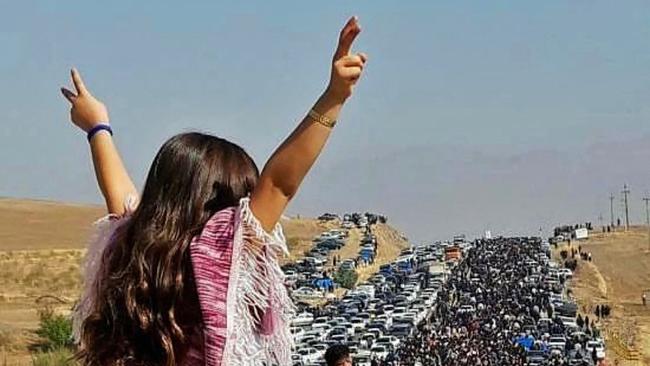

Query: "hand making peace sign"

xmin=327 ymin=16 xmax=368 ymax=101
xmin=60 ymin=68 xmax=110 ymax=133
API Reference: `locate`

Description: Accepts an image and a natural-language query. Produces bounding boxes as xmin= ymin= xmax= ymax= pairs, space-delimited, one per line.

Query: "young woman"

xmin=61 ymin=17 xmax=367 ymax=366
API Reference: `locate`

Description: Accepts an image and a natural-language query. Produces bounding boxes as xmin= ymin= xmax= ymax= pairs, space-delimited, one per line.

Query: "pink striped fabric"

xmin=187 ymin=206 xmax=237 ymax=365
xmin=188 ymin=198 xmax=296 ymax=365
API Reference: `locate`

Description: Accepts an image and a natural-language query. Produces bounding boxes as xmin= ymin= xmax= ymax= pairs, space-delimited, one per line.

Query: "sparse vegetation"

xmin=334 ymin=268 xmax=358 ymax=289
xmin=35 ymin=307 xmax=73 ymax=351
xmin=31 ymin=347 xmax=77 ymax=366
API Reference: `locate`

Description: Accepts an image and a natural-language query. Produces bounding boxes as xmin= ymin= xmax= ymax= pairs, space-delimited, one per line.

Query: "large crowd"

xmin=378 ymin=237 xmax=605 ymax=366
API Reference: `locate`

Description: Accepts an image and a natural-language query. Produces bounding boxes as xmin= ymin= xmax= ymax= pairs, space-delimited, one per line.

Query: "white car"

xmin=312 ymin=343 xmax=328 ymax=358
xmin=338 ymin=321 xmax=356 ymax=336
xmin=290 ymin=326 xmax=306 ymax=342
xmin=297 ymin=347 xmax=320 ymax=364
xmin=302 ymin=256 xmax=325 ymax=268
xmin=401 ymin=313 xmax=417 ymax=326
xmin=317 ymin=232 xmax=339 ymax=240
xmin=291 ymin=353 xmax=303 ymax=365
xmin=353 ymin=354 xmax=372 ymax=366
xmin=356 ymin=284 xmax=376 ymax=298
xmin=292 ymin=287 xmax=322 ymax=300
xmin=376 ymin=335 xmax=400 ymax=349
xmin=392 ymin=306 xmax=407 ymax=317
xmin=312 ymin=316 xmax=329 ymax=329
xmin=558 ymin=316 xmax=577 ymax=328
xmin=375 ymin=314 xmax=393 ymax=328
xmin=419 ymin=294 xmax=435 ymax=307
xmin=350 ymin=317 xmax=366 ymax=332
xmin=291 ymin=312 xmax=314 ymax=327
xmin=303 ymin=329 xmax=326 ymax=342
xmin=586 ymin=340 xmax=606 ymax=360
xmin=361 ymin=333 xmax=378 ymax=349
xmin=331 ymin=316 xmax=348 ymax=324
xmin=548 ymin=336 xmax=566 ymax=351
xmin=284 ymin=270 xmax=299 ymax=286
xmin=370 ymin=345 xmax=389 ymax=360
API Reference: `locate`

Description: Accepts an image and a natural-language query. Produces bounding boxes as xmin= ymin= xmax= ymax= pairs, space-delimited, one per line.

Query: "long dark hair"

xmin=77 ymin=132 xmax=259 ymax=365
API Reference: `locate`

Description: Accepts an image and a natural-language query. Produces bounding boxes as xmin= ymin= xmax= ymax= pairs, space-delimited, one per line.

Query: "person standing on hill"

xmin=61 ymin=16 xmax=368 ymax=366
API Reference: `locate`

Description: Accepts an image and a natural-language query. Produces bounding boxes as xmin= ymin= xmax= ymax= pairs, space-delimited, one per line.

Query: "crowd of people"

xmin=373 ymin=237 xmax=605 ymax=366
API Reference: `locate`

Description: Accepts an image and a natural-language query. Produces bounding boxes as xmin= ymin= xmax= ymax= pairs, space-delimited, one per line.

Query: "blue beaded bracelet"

xmin=87 ymin=124 xmax=113 ymax=142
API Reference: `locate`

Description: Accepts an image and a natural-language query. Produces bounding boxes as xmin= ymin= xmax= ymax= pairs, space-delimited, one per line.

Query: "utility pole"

xmin=622 ymin=184 xmax=631 ymax=230
xmin=643 ymin=197 xmax=650 ymax=250
xmin=609 ymin=193 xmax=615 ymax=227
xmin=598 ymin=213 xmax=603 ymax=229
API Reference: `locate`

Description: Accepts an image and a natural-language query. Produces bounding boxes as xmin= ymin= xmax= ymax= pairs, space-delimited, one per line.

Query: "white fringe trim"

xmin=72 ymin=194 xmax=138 ymax=344
xmin=222 ymin=198 xmax=296 ymax=366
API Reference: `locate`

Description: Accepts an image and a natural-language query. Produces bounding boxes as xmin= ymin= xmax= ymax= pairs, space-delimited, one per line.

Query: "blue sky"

xmin=2 ymin=1 xmax=650 ymax=242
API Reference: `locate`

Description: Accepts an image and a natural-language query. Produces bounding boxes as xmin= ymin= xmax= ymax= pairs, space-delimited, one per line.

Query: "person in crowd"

xmin=325 ymin=344 xmax=353 ymax=366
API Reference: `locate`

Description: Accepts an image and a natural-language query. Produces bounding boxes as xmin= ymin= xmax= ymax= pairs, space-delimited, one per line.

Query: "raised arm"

xmin=250 ymin=16 xmax=367 ymax=231
xmin=61 ymin=69 xmax=138 ymax=216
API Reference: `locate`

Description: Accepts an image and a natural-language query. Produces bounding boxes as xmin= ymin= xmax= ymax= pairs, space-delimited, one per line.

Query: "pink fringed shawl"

xmin=73 ymin=197 xmax=296 ymax=366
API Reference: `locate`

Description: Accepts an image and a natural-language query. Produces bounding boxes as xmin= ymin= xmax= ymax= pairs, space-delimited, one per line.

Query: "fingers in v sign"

xmin=327 ymin=16 xmax=368 ymax=101
xmin=60 ymin=68 xmax=110 ymax=132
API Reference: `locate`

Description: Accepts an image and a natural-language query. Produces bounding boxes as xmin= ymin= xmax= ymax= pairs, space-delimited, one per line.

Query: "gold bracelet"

xmin=308 ymin=108 xmax=337 ymax=129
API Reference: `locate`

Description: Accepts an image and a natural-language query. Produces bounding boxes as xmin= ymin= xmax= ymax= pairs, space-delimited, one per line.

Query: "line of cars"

xmin=289 ymin=235 xmax=447 ymax=365
xmin=284 ymin=229 xmax=350 ymax=300
xmin=285 ymin=212 xmax=389 ymax=301
xmin=392 ymin=237 xmax=608 ymax=366
xmin=319 ymin=212 xmax=388 ymax=228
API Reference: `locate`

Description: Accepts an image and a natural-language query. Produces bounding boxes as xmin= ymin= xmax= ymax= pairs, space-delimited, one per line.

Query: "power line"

xmin=643 ymin=197 xmax=650 ymax=250
xmin=622 ymin=184 xmax=631 ymax=230
xmin=598 ymin=213 xmax=603 ymax=229
xmin=609 ymin=193 xmax=615 ymax=227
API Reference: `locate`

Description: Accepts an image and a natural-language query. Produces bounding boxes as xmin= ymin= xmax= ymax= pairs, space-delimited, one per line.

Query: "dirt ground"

xmin=554 ymin=226 xmax=650 ymax=366
xmin=356 ymin=224 xmax=410 ymax=282
xmin=278 ymin=217 xmax=339 ymax=265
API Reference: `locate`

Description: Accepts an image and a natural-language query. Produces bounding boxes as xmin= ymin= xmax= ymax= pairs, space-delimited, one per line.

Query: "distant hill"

xmin=0 ymin=198 xmax=335 ymax=252
xmin=0 ymin=197 xmax=409 ymax=256
xmin=0 ymin=198 xmax=105 ymax=251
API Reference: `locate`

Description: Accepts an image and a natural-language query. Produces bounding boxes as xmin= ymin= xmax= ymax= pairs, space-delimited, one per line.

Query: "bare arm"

xmin=250 ymin=17 xmax=368 ymax=231
xmin=61 ymin=69 xmax=138 ymax=216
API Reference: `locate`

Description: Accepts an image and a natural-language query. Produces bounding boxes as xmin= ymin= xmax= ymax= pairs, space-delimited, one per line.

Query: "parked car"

xmin=370 ymin=345 xmax=389 ymax=360
xmin=585 ymin=340 xmax=606 ymax=360
xmin=292 ymin=287 xmax=322 ymax=300
xmin=292 ymin=312 xmax=314 ymax=326
xmin=297 ymin=347 xmax=320 ymax=364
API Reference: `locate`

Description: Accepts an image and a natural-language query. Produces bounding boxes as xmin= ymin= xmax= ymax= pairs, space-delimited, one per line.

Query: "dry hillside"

xmin=553 ymin=226 xmax=650 ymax=366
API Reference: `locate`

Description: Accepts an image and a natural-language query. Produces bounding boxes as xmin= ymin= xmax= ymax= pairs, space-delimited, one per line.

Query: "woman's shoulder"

xmin=236 ymin=197 xmax=288 ymax=255
xmin=95 ymin=193 xmax=139 ymax=224
xmin=191 ymin=197 xmax=289 ymax=255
